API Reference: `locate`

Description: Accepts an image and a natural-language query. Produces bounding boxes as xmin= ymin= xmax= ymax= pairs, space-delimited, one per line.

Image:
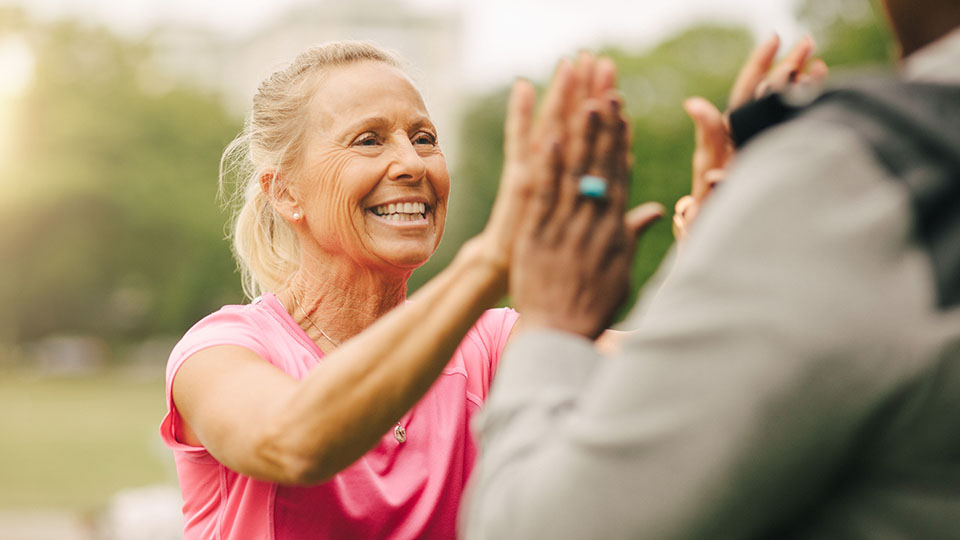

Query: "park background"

xmin=0 ymin=0 xmax=893 ymax=537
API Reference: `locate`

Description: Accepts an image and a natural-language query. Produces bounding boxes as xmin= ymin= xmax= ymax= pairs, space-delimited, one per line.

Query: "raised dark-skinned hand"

xmin=510 ymin=55 xmax=662 ymax=340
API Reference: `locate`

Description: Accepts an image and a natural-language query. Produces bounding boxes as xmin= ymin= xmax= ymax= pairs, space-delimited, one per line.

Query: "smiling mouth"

xmin=369 ymin=202 xmax=428 ymax=222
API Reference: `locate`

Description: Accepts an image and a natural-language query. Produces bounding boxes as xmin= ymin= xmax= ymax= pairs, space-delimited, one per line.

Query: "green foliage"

xmin=797 ymin=0 xmax=896 ymax=68
xmin=0 ymin=13 xmax=243 ymax=345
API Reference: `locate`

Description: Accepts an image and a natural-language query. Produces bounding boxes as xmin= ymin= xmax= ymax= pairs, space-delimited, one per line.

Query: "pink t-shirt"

xmin=160 ymin=293 xmax=518 ymax=540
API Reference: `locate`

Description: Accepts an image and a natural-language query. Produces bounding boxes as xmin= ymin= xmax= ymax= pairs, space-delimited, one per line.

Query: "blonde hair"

xmin=220 ymin=41 xmax=404 ymax=299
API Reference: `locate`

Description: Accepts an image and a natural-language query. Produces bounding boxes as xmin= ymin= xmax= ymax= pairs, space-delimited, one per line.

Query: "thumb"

xmin=684 ymin=97 xmax=729 ymax=199
xmin=624 ymin=202 xmax=664 ymax=247
xmin=684 ymin=97 xmax=726 ymax=145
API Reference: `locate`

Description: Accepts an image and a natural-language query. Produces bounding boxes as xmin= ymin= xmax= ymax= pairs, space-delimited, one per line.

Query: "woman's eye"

xmin=413 ymin=132 xmax=437 ymax=146
xmin=353 ymin=133 xmax=379 ymax=147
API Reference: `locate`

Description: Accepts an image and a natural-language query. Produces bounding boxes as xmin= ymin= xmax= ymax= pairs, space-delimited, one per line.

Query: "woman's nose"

xmin=387 ymin=138 xmax=427 ymax=183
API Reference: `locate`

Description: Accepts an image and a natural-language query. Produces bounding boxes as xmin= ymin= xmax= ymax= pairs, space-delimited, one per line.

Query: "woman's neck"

xmin=276 ymin=251 xmax=411 ymax=349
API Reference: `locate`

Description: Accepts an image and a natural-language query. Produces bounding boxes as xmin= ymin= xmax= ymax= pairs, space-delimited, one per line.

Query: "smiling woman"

xmin=284 ymin=59 xmax=450 ymax=272
xmin=159 ymin=40 xmax=629 ymax=539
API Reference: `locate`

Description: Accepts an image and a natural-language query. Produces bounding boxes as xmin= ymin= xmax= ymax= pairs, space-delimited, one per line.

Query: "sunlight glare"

xmin=0 ymin=35 xmax=35 ymax=98
xmin=0 ymin=35 xmax=34 ymax=200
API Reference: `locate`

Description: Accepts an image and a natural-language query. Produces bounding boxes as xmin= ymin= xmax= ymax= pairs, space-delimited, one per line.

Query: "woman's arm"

xmin=171 ymin=57 xmax=614 ymax=485
xmin=174 ymin=240 xmax=507 ymax=484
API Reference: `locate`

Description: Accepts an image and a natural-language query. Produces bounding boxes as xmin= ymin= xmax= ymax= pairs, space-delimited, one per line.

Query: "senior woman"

xmin=160 ymin=41 xmax=642 ymax=539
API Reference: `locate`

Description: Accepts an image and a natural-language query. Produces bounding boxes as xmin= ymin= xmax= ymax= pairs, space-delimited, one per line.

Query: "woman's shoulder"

xmin=184 ymin=296 xmax=275 ymax=337
xmin=460 ymin=307 xmax=520 ymax=358
xmin=169 ymin=294 xmax=288 ymax=364
xmin=474 ymin=307 xmax=520 ymax=332
xmin=447 ymin=308 xmax=519 ymax=399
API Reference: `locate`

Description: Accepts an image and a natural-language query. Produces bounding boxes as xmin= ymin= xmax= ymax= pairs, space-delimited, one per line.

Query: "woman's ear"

xmin=260 ymin=170 xmax=303 ymax=223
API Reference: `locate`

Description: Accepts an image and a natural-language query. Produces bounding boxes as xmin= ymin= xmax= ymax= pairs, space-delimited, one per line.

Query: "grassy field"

xmin=0 ymin=369 xmax=174 ymax=513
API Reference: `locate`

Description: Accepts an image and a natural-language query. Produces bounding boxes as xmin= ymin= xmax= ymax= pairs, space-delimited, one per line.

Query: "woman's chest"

xmin=272 ymin=371 xmax=479 ymax=538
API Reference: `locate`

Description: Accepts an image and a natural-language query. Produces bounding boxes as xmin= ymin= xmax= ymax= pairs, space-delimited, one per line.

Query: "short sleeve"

xmin=471 ymin=307 xmax=520 ymax=397
xmin=159 ymin=306 xmax=275 ymax=460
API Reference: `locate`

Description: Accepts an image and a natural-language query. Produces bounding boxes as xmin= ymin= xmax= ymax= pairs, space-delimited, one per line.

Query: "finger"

xmin=555 ymin=103 xmax=602 ymax=221
xmin=591 ymin=93 xmax=629 ymax=214
xmin=673 ymin=196 xmax=694 ymax=241
xmin=609 ymin=109 xmax=632 ymax=215
xmin=684 ymin=97 xmax=729 ymax=200
xmin=753 ymin=79 xmax=773 ymax=100
xmin=528 ymin=138 xmax=565 ymax=236
xmin=566 ymin=105 xmax=606 ymax=250
xmin=536 ymin=58 xmax=575 ymax=140
xmin=625 ymin=202 xmax=664 ymax=248
xmin=767 ymin=35 xmax=814 ymax=91
xmin=674 ymin=195 xmax=695 ymax=218
xmin=504 ymin=79 xmax=536 ymax=163
xmin=673 ymin=213 xmax=687 ymax=242
xmin=704 ymin=168 xmax=726 ymax=191
xmin=591 ymin=56 xmax=617 ymax=99
xmin=806 ymin=57 xmax=829 ymax=85
xmin=571 ymin=51 xmax=596 ymax=113
xmin=729 ymin=34 xmax=780 ymax=110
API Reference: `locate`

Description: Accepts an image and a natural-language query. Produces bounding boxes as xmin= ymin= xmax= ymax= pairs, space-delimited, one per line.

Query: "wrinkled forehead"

xmin=304 ymin=61 xmax=430 ymax=133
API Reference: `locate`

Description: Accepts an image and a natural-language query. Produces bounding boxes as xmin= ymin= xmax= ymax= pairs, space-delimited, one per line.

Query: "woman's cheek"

xmin=310 ymin=152 xmax=368 ymax=253
xmin=428 ymin=156 xmax=451 ymax=246
xmin=425 ymin=154 xmax=450 ymax=202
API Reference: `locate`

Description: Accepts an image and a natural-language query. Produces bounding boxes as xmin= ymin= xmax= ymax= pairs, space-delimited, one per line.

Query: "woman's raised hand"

xmin=673 ymin=35 xmax=829 ymax=241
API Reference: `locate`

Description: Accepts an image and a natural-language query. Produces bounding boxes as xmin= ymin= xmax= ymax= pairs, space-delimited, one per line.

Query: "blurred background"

xmin=0 ymin=0 xmax=893 ymax=537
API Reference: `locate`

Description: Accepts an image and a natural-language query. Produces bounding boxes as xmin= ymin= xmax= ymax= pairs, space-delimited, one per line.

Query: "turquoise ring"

xmin=578 ymin=175 xmax=608 ymax=199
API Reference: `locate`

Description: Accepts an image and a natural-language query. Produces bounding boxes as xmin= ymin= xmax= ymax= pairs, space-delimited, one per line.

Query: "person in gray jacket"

xmin=463 ymin=1 xmax=960 ymax=538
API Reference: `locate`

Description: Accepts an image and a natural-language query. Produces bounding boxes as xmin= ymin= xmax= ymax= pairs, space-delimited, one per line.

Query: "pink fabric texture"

xmin=160 ymin=293 xmax=518 ymax=540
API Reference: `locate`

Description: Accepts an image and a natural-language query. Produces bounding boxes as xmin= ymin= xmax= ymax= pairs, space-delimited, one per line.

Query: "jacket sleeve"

xmin=463 ymin=118 xmax=940 ymax=539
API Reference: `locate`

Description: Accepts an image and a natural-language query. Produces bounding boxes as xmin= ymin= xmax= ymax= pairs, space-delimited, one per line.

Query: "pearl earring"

xmin=292 ymin=212 xmax=301 ymax=221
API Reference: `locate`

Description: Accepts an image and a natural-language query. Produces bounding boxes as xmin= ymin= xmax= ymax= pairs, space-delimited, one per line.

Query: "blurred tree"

xmin=797 ymin=0 xmax=896 ymax=67
xmin=0 ymin=8 xmax=243 ymax=347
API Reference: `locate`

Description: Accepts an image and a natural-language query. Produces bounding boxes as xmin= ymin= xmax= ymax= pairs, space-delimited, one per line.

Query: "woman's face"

xmin=291 ymin=61 xmax=450 ymax=272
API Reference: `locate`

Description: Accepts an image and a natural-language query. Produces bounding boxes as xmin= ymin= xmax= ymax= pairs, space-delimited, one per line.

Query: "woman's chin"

xmin=368 ymin=246 xmax=436 ymax=273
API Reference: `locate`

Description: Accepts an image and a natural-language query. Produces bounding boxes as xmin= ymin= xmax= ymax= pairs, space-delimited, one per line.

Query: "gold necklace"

xmin=291 ymin=292 xmax=341 ymax=347
xmin=289 ymin=292 xmax=406 ymax=444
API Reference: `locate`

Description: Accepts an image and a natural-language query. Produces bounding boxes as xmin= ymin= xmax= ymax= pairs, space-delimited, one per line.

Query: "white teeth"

xmin=370 ymin=202 xmax=428 ymax=220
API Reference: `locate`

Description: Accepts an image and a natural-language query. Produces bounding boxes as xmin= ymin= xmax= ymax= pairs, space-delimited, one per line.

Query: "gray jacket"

xmin=463 ymin=29 xmax=960 ymax=539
